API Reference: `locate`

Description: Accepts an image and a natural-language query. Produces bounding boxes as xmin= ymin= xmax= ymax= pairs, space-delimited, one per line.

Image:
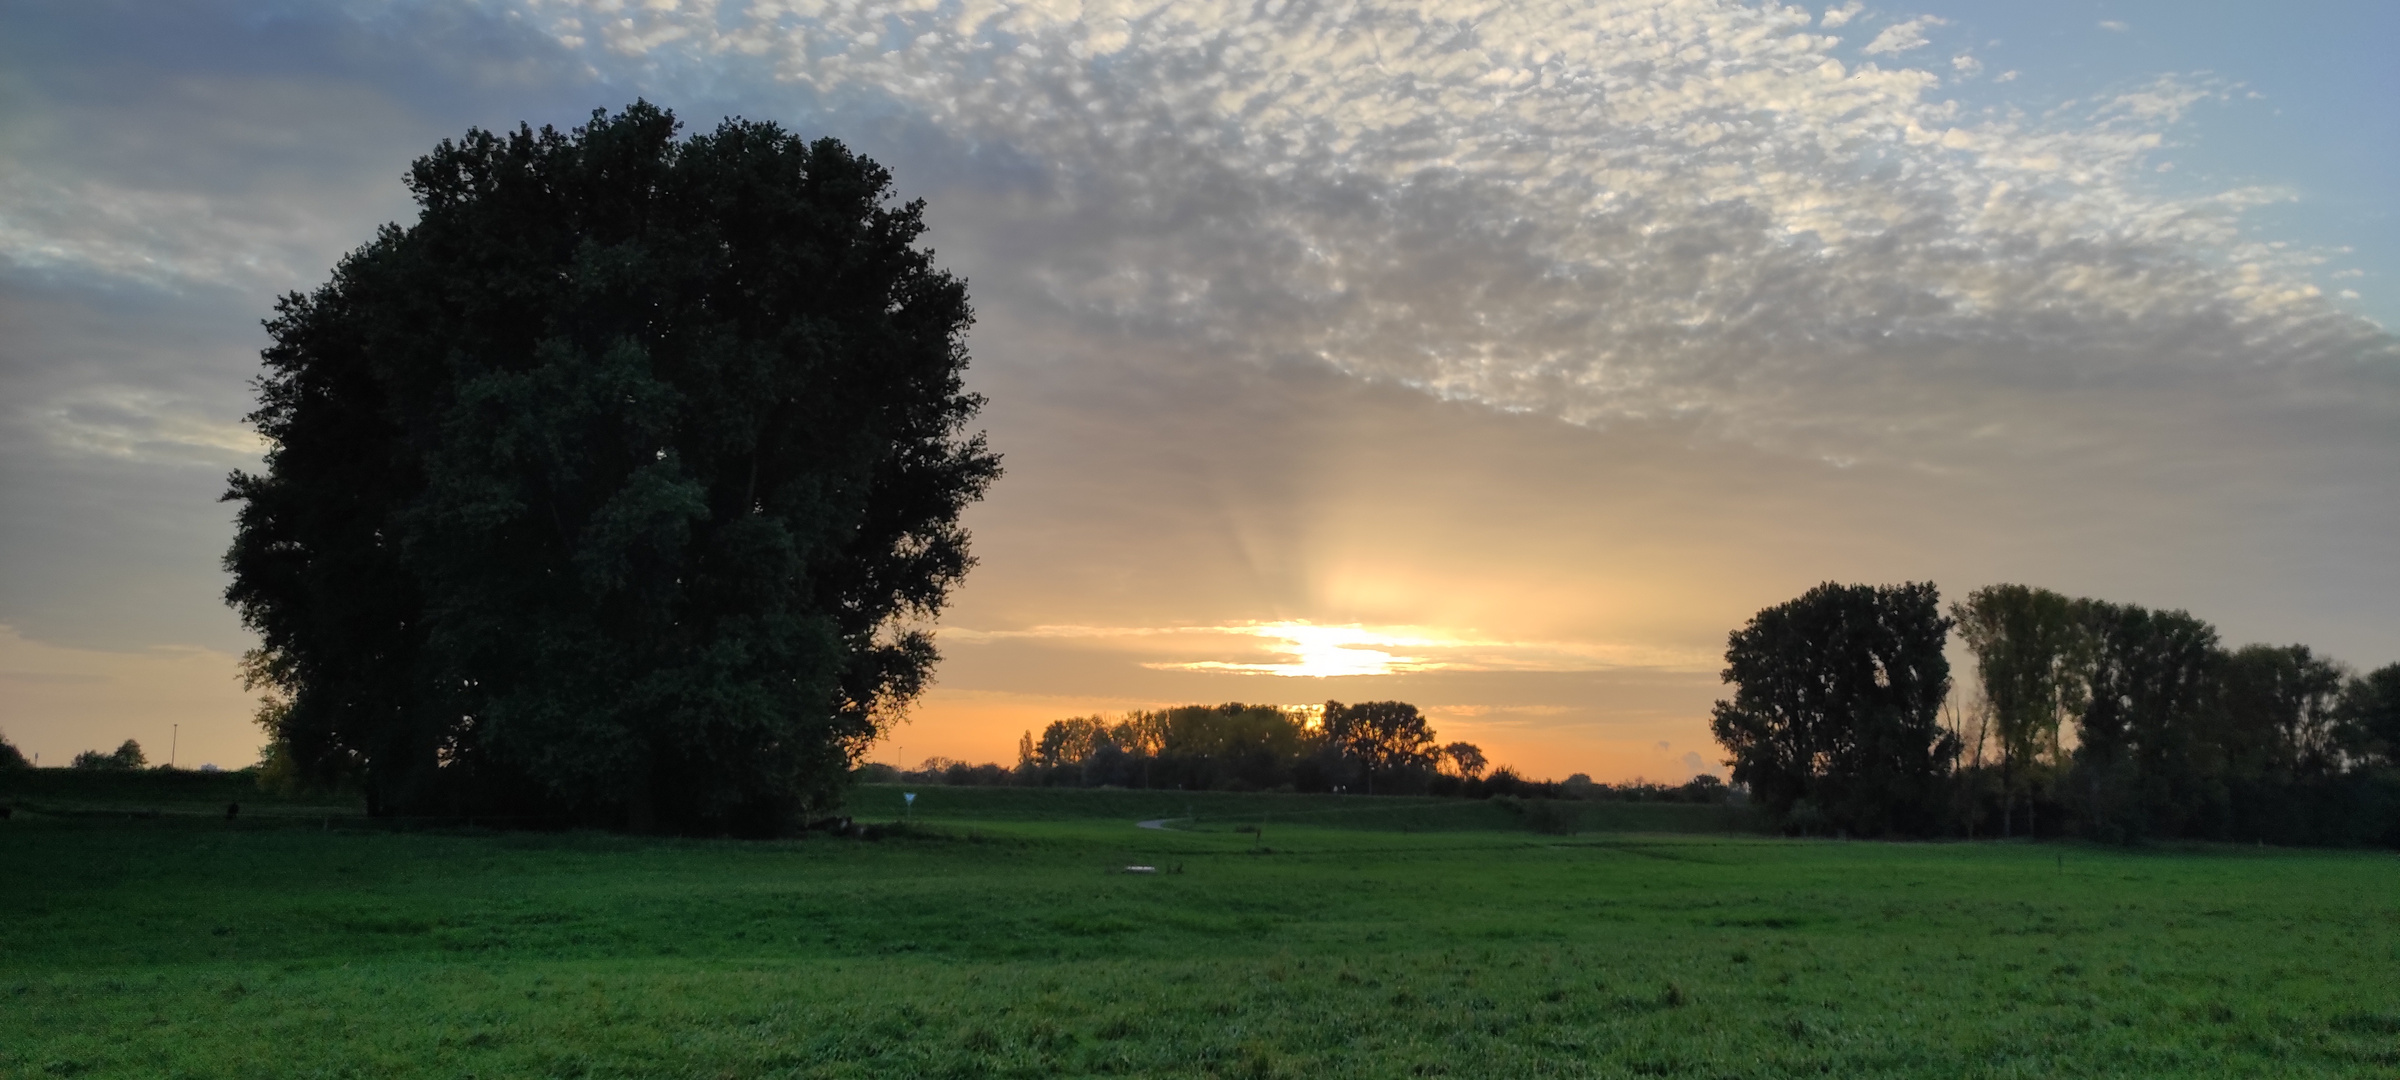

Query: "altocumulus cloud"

xmin=487 ymin=0 xmax=2396 ymax=473
xmin=3 ymin=0 xmax=2390 ymax=475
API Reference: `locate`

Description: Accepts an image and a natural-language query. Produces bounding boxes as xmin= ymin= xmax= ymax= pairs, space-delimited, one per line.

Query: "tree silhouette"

xmin=1951 ymin=584 xmax=2087 ymax=837
xmin=72 ymin=740 xmax=147 ymax=771
xmin=2342 ymin=664 xmax=2400 ymax=768
xmin=2068 ymin=601 xmax=2222 ymax=841
xmin=1709 ymin=582 xmax=1957 ymax=836
xmin=224 ymin=103 xmax=997 ymax=832
xmin=1327 ymin=700 xmax=1437 ymax=795
xmin=1441 ymin=741 xmax=1488 ymax=780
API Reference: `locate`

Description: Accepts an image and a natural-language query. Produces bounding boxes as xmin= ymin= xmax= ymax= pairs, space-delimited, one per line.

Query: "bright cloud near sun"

xmin=941 ymin=622 xmax=1718 ymax=677
xmin=1161 ymin=623 xmax=1450 ymax=678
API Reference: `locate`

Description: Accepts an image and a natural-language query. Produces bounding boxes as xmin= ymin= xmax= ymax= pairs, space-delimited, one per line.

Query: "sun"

xmin=1163 ymin=621 xmax=1450 ymax=678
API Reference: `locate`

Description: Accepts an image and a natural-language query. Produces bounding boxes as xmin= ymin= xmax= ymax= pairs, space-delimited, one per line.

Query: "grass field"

xmin=3 ymin=778 xmax=2395 ymax=1078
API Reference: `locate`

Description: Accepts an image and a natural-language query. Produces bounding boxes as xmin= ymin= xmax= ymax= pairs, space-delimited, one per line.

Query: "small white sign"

xmin=904 ymin=792 xmax=916 ymax=805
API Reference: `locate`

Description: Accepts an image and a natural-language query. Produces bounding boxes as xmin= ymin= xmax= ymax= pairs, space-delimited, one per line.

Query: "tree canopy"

xmin=1950 ymin=583 xmax=2087 ymax=836
xmin=1935 ymin=586 xmax=2395 ymax=846
xmin=223 ymin=103 xmax=998 ymax=832
xmin=1709 ymin=581 xmax=1957 ymax=836
xmin=991 ymin=702 xmax=1497 ymax=796
xmin=71 ymin=740 xmax=147 ymax=771
xmin=1326 ymin=700 xmax=1438 ymax=794
xmin=2342 ymin=664 xmax=2400 ymax=769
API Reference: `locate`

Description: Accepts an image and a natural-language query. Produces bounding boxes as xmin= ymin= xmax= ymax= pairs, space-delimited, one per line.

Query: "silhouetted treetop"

xmin=223 ymin=101 xmax=998 ymax=832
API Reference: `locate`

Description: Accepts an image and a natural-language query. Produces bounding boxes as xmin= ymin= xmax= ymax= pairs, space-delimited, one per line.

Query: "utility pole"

xmin=170 ymin=724 xmax=178 ymax=769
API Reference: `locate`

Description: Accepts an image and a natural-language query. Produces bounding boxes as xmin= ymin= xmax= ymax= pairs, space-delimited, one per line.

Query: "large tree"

xmin=1950 ymin=584 xmax=2088 ymax=837
xmin=1325 ymin=700 xmax=1438 ymax=795
xmin=1709 ymin=582 xmax=1957 ymax=836
xmin=2069 ymin=602 xmax=2222 ymax=841
xmin=224 ymin=103 xmax=999 ymax=832
xmin=2219 ymin=644 xmax=2348 ymax=783
xmin=2337 ymin=663 xmax=2400 ymax=769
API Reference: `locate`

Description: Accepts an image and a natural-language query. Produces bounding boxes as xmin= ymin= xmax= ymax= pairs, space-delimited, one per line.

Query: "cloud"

xmin=1862 ymin=15 xmax=1947 ymax=55
xmin=2099 ymin=20 xmax=2130 ymax=33
xmin=1821 ymin=3 xmax=1864 ymax=29
xmin=31 ymin=387 xmax=265 ymax=466
xmin=0 ymin=71 xmax=429 ymax=295
xmin=9 ymin=0 xmax=2389 ymax=479
xmin=941 ymin=621 xmax=1717 ymax=676
xmin=1952 ymin=54 xmax=1983 ymax=77
xmin=471 ymin=0 xmax=2392 ymax=478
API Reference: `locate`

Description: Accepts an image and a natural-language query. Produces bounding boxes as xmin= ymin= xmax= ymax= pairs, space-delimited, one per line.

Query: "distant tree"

xmin=1113 ymin=711 xmax=1169 ymax=759
xmin=1709 ymin=582 xmax=1957 ymax=836
xmin=2070 ymin=602 xmax=2223 ymax=841
xmin=2219 ymin=644 xmax=2348 ymax=782
xmin=1020 ymin=704 xmax=1316 ymax=790
xmin=2338 ymin=663 xmax=2400 ymax=768
xmin=0 ymin=730 xmax=29 ymax=770
xmin=1951 ymin=584 xmax=2087 ymax=837
xmin=1110 ymin=710 xmax=1169 ymax=788
xmin=1159 ymin=704 xmax=1313 ymax=790
xmin=1441 ymin=741 xmax=1488 ymax=780
xmin=72 ymin=739 xmax=147 ymax=771
xmin=1679 ymin=774 xmax=1728 ymax=803
xmin=221 ymin=103 xmax=997 ymax=832
xmin=1034 ymin=716 xmax=1113 ymax=768
xmin=1326 ymin=701 xmax=1437 ymax=795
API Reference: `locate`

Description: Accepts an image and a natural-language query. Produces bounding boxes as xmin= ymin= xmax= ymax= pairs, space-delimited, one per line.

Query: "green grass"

xmin=0 ymin=768 xmax=356 ymax=820
xmin=853 ymin=784 xmax=1764 ymax=835
xmin=2 ymin=784 xmax=2395 ymax=1078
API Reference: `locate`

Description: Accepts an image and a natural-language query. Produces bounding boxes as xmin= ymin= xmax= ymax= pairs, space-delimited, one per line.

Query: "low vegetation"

xmin=3 ymin=778 xmax=2393 ymax=1078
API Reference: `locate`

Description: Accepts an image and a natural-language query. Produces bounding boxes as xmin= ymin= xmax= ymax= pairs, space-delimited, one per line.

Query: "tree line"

xmin=0 ymin=733 xmax=150 ymax=772
xmin=884 ymin=700 xmax=1485 ymax=795
xmin=872 ymin=702 xmax=1736 ymax=804
xmin=1712 ymin=581 xmax=2400 ymax=845
xmin=1009 ymin=701 xmax=1475 ymax=796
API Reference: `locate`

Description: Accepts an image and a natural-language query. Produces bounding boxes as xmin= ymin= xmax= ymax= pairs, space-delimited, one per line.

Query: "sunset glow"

xmin=1155 ymin=622 xmax=1447 ymax=678
xmin=1 ymin=1 xmax=2391 ymax=783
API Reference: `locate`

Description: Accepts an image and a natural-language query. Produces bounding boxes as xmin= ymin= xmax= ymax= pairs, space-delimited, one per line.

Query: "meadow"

xmin=2 ymin=777 xmax=2395 ymax=1078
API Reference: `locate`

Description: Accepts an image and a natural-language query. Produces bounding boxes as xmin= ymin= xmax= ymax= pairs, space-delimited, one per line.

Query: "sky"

xmin=1 ymin=0 xmax=2394 ymax=779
